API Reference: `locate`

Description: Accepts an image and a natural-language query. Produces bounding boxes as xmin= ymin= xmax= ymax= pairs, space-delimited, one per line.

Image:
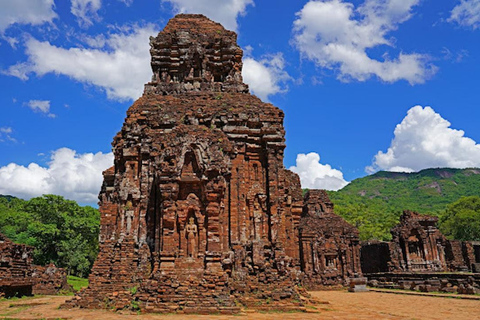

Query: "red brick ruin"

xmin=299 ymin=190 xmax=361 ymax=289
xmin=0 ymin=233 xmax=68 ymax=298
xmin=362 ymin=210 xmax=475 ymax=273
xmin=0 ymin=233 xmax=34 ymax=298
xmin=362 ymin=211 xmax=480 ymax=294
xmin=66 ymin=14 xmax=361 ymax=313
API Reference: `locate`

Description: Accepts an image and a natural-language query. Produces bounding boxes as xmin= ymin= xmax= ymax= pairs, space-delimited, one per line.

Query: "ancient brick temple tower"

xmin=68 ymin=14 xmax=361 ymax=313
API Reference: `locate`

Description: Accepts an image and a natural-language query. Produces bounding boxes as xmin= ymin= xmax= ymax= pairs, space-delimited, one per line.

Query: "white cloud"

xmin=448 ymin=0 xmax=480 ymax=29
xmin=71 ymin=0 xmax=102 ymax=27
xmin=242 ymin=52 xmax=290 ymax=101
xmin=162 ymin=0 xmax=254 ymax=31
xmin=2 ymin=63 xmax=30 ymax=81
xmin=4 ymin=24 xmax=158 ymax=101
xmin=0 ymin=148 xmax=113 ymax=203
xmin=367 ymin=106 xmax=480 ymax=173
xmin=0 ymin=127 xmax=16 ymax=143
xmin=289 ymin=152 xmax=349 ymax=191
xmin=0 ymin=0 xmax=57 ymax=34
xmin=0 ymin=127 xmax=12 ymax=134
xmin=292 ymin=0 xmax=436 ymax=84
xmin=27 ymin=100 xmax=50 ymax=113
xmin=26 ymin=99 xmax=56 ymax=118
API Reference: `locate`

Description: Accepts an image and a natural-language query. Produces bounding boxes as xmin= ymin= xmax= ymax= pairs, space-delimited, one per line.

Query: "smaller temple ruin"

xmin=390 ymin=210 xmax=449 ymax=272
xmin=299 ymin=190 xmax=361 ymax=289
xmin=362 ymin=211 xmax=480 ymax=294
xmin=362 ymin=211 xmax=475 ymax=273
xmin=0 ymin=233 xmax=34 ymax=298
xmin=0 ymin=233 xmax=69 ymax=297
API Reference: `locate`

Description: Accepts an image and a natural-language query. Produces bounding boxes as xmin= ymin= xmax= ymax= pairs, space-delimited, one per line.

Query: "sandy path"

xmin=0 ymin=291 xmax=479 ymax=320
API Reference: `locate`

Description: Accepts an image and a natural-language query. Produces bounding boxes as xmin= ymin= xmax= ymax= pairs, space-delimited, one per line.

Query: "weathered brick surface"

xmin=32 ymin=264 xmax=70 ymax=295
xmin=0 ymin=233 xmax=34 ymax=297
xmin=64 ymin=14 xmax=360 ymax=313
xmin=299 ymin=190 xmax=361 ymax=289
xmin=367 ymin=272 xmax=480 ymax=295
xmin=362 ymin=211 xmax=479 ymax=294
xmin=390 ymin=211 xmax=449 ymax=272
xmin=0 ymin=233 xmax=68 ymax=297
xmin=361 ymin=211 xmax=476 ymax=274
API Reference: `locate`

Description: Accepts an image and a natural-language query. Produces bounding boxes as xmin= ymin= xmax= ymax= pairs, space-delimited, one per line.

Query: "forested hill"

xmin=0 ymin=194 xmax=16 ymax=202
xmin=328 ymin=168 xmax=480 ymax=241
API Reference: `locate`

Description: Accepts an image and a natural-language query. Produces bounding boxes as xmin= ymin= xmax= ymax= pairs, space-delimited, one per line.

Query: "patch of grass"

xmin=0 ymin=304 xmax=30 ymax=317
xmin=0 ymin=295 xmax=38 ymax=302
xmin=67 ymin=275 xmax=89 ymax=291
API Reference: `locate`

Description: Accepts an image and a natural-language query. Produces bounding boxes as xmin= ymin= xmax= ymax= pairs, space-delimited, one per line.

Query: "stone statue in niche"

xmin=186 ymin=217 xmax=198 ymax=258
xmin=253 ymin=198 xmax=262 ymax=240
xmin=250 ymin=194 xmax=268 ymax=241
xmin=437 ymin=240 xmax=445 ymax=262
xmin=125 ymin=201 xmax=134 ymax=235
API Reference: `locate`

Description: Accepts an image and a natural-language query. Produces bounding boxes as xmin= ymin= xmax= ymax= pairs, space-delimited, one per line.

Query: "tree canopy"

xmin=440 ymin=196 xmax=480 ymax=241
xmin=0 ymin=195 xmax=100 ymax=277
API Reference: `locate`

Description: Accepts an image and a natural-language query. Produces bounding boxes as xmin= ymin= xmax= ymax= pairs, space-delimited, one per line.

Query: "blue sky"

xmin=1 ymin=0 xmax=480 ymax=205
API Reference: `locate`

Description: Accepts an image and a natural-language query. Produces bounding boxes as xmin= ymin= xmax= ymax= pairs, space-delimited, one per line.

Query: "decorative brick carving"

xmin=361 ymin=210 xmax=476 ymax=275
xmin=299 ymin=190 xmax=361 ymax=289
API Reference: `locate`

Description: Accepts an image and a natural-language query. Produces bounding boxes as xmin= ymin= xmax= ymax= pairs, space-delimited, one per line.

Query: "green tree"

xmin=0 ymin=194 xmax=100 ymax=277
xmin=440 ymin=196 xmax=480 ymax=241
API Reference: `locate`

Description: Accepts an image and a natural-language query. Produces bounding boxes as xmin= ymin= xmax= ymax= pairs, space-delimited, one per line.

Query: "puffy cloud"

xmin=367 ymin=106 xmax=480 ymax=173
xmin=0 ymin=127 xmax=16 ymax=143
xmin=0 ymin=0 xmax=57 ymax=33
xmin=2 ymin=62 xmax=30 ymax=81
xmin=27 ymin=99 xmax=49 ymax=112
xmin=71 ymin=0 xmax=102 ymax=27
xmin=4 ymin=24 xmax=157 ymax=101
xmin=448 ymin=0 xmax=480 ymax=29
xmin=289 ymin=152 xmax=349 ymax=191
xmin=292 ymin=0 xmax=436 ymax=84
xmin=242 ymin=52 xmax=290 ymax=101
xmin=162 ymin=0 xmax=254 ymax=31
xmin=26 ymin=100 xmax=56 ymax=118
xmin=0 ymin=148 xmax=113 ymax=203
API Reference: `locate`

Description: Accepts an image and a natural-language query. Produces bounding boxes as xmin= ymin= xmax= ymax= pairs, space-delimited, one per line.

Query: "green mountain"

xmin=327 ymin=168 xmax=480 ymax=241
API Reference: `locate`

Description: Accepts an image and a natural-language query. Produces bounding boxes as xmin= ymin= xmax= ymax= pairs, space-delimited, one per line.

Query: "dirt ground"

xmin=1 ymin=290 xmax=479 ymax=320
